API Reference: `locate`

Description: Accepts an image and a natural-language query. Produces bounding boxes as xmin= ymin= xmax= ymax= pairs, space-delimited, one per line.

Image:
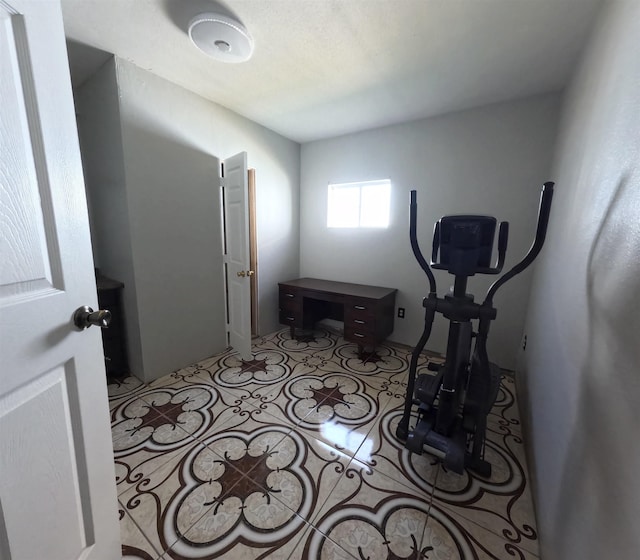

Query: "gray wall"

xmin=518 ymin=1 xmax=640 ymax=558
xmin=75 ymin=59 xmax=145 ymax=375
xmin=76 ymin=58 xmax=300 ymax=382
xmin=116 ymin=59 xmax=300 ymax=381
xmin=300 ymin=94 xmax=560 ymax=369
xmin=115 ymin=60 xmax=225 ymax=379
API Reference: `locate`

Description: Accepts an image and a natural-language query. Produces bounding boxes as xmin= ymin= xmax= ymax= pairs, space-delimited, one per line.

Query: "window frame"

xmin=326 ymin=179 xmax=391 ymax=229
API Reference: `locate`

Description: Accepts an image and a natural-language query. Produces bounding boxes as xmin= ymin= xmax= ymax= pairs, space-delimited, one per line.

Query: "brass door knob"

xmin=237 ymin=270 xmax=246 ymax=277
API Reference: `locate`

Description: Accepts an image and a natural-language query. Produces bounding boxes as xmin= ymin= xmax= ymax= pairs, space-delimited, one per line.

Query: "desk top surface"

xmin=279 ymin=277 xmax=396 ymax=300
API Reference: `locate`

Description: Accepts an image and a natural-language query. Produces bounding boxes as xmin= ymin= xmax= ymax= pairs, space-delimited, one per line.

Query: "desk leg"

xmin=357 ymin=345 xmax=383 ymax=364
xmin=289 ymin=326 xmax=295 ymax=339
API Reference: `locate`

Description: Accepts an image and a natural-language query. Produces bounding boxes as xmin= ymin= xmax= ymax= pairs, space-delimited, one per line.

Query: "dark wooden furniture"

xmin=96 ymin=272 xmax=129 ymax=377
xmin=278 ymin=278 xmax=397 ymax=355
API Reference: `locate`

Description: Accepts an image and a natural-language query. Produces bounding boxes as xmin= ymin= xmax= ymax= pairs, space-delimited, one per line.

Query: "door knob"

xmin=237 ymin=270 xmax=246 ymax=277
xmin=73 ymin=306 xmax=112 ymax=330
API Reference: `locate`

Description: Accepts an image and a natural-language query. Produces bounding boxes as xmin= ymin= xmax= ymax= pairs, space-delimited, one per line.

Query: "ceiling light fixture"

xmin=188 ymin=13 xmax=254 ymax=63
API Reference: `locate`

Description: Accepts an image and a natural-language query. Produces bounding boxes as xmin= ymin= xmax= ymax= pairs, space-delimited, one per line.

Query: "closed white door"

xmin=222 ymin=152 xmax=253 ymax=361
xmin=0 ymin=1 xmax=120 ymax=559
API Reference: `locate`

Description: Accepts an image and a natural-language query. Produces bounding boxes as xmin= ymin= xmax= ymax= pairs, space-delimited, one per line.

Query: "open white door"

xmin=0 ymin=1 xmax=120 ymax=559
xmin=221 ymin=152 xmax=253 ymax=361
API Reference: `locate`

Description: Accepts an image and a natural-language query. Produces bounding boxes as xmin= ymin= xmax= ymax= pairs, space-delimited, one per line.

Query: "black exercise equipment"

xmin=396 ymin=182 xmax=554 ymax=476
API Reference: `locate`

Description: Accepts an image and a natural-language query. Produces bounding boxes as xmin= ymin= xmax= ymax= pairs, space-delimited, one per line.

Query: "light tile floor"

xmin=109 ymin=328 xmax=538 ymax=560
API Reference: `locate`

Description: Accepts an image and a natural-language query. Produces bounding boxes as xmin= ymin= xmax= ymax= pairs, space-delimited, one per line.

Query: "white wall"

xmin=300 ymin=94 xmax=560 ymax=369
xmin=519 ymin=2 xmax=640 ymax=558
xmin=76 ymin=58 xmax=300 ymax=382
xmin=115 ymin=59 xmax=300 ymax=381
xmin=115 ymin=60 xmax=225 ymax=379
xmin=75 ymin=59 xmax=145 ymax=375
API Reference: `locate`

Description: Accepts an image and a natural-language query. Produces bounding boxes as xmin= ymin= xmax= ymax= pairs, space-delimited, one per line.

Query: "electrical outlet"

xmin=398 ymin=307 xmax=405 ymax=318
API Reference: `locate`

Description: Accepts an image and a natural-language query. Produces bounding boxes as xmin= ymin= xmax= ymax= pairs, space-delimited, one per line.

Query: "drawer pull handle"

xmin=353 ymin=332 xmax=365 ymax=338
xmin=354 ymin=305 xmax=366 ymax=310
xmin=285 ymin=293 xmax=294 ymax=298
xmin=286 ymin=316 xmax=295 ymax=321
xmin=354 ymin=319 xmax=365 ymax=324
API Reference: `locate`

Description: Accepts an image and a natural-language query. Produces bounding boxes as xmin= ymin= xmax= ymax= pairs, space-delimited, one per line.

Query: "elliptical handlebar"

xmin=410 ymin=190 xmax=437 ymax=294
xmin=484 ymin=182 xmax=554 ymax=305
xmin=431 ymin=221 xmax=441 ymax=265
xmin=494 ymin=221 xmax=509 ymax=272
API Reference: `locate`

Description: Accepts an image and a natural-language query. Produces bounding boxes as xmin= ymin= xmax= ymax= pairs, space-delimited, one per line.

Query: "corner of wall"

xmin=520 ymin=2 xmax=640 ymax=558
xmin=75 ymin=56 xmax=145 ymax=378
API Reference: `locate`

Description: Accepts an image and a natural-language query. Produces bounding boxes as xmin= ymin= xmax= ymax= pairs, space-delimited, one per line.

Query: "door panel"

xmin=0 ymin=4 xmax=59 ymax=301
xmin=0 ymin=365 xmax=88 ymax=560
xmin=222 ymin=152 xmax=252 ymax=361
xmin=0 ymin=1 xmax=120 ymax=559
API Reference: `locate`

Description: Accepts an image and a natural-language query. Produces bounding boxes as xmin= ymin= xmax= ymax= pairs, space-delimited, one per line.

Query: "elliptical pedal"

xmin=414 ymin=369 xmax=443 ymax=407
xmin=406 ymin=413 xmax=432 ymax=454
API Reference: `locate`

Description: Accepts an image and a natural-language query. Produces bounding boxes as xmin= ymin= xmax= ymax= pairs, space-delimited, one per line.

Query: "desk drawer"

xmin=345 ymin=299 xmax=377 ymax=321
xmin=279 ymin=297 xmax=301 ymax=314
xmin=279 ymin=310 xmax=302 ymax=327
xmin=344 ymin=314 xmax=376 ymax=334
xmin=344 ymin=326 xmax=377 ymax=346
xmin=279 ymin=286 xmax=302 ymax=324
xmin=279 ymin=286 xmax=300 ymax=301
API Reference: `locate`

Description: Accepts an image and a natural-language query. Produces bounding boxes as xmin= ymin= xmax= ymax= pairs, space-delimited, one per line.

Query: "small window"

xmin=327 ymin=179 xmax=391 ymax=228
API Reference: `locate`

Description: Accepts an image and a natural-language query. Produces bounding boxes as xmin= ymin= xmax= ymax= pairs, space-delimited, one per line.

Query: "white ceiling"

xmin=62 ymin=0 xmax=602 ymax=143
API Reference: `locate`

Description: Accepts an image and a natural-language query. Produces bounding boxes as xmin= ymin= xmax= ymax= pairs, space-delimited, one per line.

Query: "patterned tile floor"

xmin=109 ymin=328 xmax=538 ymax=560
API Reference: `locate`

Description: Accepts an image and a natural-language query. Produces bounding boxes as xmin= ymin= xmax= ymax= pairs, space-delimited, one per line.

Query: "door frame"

xmin=248 ymin=168 xmax=259 ymax=336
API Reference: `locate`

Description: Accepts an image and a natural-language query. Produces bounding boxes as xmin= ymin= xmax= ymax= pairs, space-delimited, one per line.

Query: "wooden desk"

xmin=278 ymin=278 xmax=397 ymax=354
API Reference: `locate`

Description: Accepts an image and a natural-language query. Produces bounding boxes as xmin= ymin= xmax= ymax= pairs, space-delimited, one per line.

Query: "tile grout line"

xmin=118 ymin=499 xmax=164 ymax=559
xmin=113 ymin=328 xmax=538 ymax=558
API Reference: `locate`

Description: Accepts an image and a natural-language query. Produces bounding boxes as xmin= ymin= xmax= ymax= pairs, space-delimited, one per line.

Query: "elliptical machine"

xmin=396 ymin=182 xmax=554 ymax=477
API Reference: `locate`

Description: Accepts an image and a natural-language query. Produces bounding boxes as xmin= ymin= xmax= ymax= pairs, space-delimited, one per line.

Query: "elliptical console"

xmin=396 ymin=182 xmax=554 ymax=476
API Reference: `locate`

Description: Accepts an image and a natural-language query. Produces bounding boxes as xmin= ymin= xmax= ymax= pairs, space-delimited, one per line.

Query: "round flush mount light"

xmin=188 ymin=13 xmax=254 ymax=63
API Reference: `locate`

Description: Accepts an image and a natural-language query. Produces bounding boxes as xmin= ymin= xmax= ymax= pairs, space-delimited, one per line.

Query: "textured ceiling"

xmin=62 ymin=0 xmax=602 ymax=143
